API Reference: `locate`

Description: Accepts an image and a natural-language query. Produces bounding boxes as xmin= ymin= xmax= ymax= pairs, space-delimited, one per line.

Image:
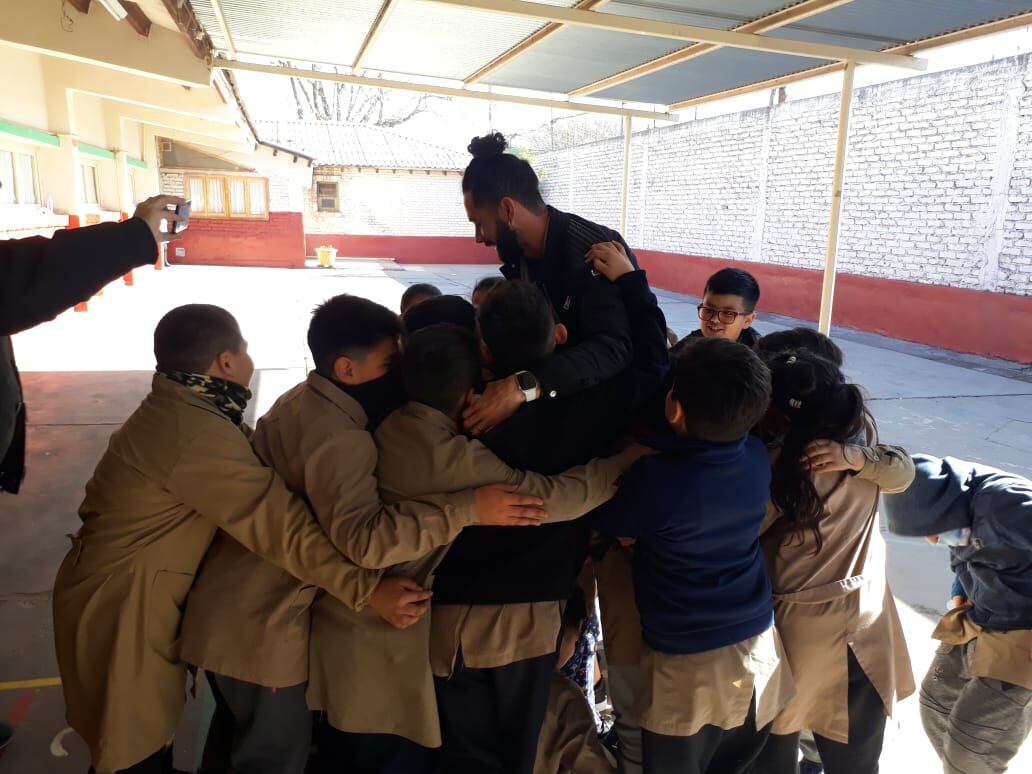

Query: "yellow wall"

xmin=0 ymin=47 xmax=48 ymax=130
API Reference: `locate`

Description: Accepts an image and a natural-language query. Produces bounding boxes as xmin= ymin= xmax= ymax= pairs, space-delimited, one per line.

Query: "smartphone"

xmin=174 ymin=200 xmax=191 ymax=234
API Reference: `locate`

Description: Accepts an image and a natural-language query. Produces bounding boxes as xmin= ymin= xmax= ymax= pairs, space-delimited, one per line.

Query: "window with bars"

xmin=0 ymin=150 xmax=39 ymax=205
xmin=183 ymin=173 xmax=269 ymax=219
xmin=316 ymin=181 xmax=339 ymax=212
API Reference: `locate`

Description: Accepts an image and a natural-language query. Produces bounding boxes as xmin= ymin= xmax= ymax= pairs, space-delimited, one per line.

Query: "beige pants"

xmin=608 ymin=664 xmax=642 ymax=774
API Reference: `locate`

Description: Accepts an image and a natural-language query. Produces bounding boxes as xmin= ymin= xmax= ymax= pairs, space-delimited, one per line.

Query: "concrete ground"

xmin=2 ymin=261 xmax=1029 ymax=773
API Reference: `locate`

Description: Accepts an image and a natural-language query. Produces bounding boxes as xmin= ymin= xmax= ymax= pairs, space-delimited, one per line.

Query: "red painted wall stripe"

xmin=635 ymin=249 xmax=1031 ymax=364
xmin=305 ymin=234 xmax=496 ymax=265
xmin=312 ymin=239 xmax=1031 ymax=363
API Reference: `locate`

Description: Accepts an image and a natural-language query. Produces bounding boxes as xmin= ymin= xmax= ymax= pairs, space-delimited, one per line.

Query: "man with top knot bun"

xmin=460 ymin=132 xmax=643 ymax=436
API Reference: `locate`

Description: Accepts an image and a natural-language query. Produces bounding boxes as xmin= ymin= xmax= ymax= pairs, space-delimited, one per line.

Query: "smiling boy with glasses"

xmin=683 ymin=268 xmax=761 ymax=349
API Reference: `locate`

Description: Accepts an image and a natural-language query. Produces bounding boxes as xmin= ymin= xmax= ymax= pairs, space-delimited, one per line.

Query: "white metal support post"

xmin=620 ymin=114 xmax=632 ymax=234
xmin=817 ymin=60 xmax=856 ymax=335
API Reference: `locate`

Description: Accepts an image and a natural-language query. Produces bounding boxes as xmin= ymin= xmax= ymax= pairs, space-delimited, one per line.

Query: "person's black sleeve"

xmin=0 ymin=218 xmax=157 ymax=336
xmin=531 ymin=273 xmax=633 ymax=398
xmin=616 ymin=269 xmax=669 ymax=408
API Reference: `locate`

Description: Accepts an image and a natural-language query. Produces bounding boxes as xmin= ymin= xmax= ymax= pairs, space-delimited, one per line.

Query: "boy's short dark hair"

xmin=403 ymin=295 xmax=476 ymax=334
xmin=400 ymin=283 xmax=442 ymax=313
xmin=472 ymin=276 xmax=505 ymax=300
xmin=671 ymin=338 xmax=771 ymax=443
xmin=477 ymin=280 xmax=555 ymax=375
xmin=704 ymin=268 xmax=761 ymax=313
xmin=756 ymin=327 xmax=844 ymax=367
xmin=402 ymin=324 xmax=482 ymax=415
xmin=154 ymin=304 xmax=243 ymax=373
xmin=308 ymin=295 xmax=401 ymax=375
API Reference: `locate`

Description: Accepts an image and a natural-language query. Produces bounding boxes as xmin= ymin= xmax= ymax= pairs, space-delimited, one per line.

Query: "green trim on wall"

xmin=0 ymin=119 xmax=60 ymax=148
xmin=127 ymin=157 xmax=147 ymax=170
xmin=79 ymin=143 xmax=116 ymax=161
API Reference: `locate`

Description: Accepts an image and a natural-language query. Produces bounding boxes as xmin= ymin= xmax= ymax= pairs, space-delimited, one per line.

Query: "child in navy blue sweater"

xmin=593 ymin=337 xmax=793 ymax=774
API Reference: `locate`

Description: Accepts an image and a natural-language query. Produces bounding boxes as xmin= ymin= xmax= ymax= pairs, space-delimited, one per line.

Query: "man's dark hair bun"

xmin=468 ymin=132 xmax=508 ymax=158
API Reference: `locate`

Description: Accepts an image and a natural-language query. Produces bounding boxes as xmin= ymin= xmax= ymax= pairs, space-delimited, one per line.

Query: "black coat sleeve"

xmin=616 ymin=269 xmax=669 ymax=407
xmin=531 ymin=272 xmax=633 ymax=398
xmin=0 ymin=218 xmax=157 ymax=336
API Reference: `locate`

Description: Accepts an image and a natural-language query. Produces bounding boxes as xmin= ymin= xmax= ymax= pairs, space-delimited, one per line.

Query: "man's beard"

xmin=494 ymin=218 xmax=524 ymax=265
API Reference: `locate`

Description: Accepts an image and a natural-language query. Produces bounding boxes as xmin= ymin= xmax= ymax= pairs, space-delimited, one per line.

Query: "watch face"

xmin=517 ymin=372 xmax=536 ymax=391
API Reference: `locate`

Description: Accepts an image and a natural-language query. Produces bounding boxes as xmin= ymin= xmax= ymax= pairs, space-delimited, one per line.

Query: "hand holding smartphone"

xmin=174 ymin=200 xmax=191 ymax=234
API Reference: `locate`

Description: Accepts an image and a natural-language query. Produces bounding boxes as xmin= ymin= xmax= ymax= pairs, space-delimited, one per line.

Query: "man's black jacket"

xmin=431 ymin=270 xmax=669 ymax=605
xmin=1 ymin=219 xmax=156 ymax=493
xmin=499 ymin=206 xmax=636 ymax=399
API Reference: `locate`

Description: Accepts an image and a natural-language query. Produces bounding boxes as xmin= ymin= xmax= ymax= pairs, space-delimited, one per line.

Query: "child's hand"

xmin=369 ymin=576 xmax=431 ymax=630
xmin=801 ymin=439 xmax=866 ymax=473
xmin=474 ymin=484 xmax=547 ymax=526
xmin=585 ymin=241 xmax=634 ymax=281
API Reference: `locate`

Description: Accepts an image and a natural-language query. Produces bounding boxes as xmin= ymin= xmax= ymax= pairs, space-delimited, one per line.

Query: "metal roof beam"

xmin=209 ymin=0 xmax=237 ymax=59
xmin=217 ymin=58 xmax=678 ymax=121
xmin=354 ymin=0 xmax=400 ymax=71
xmin=668 ymin=9 xmax=1032 ymax=110
xmin=570 ymin=0 xmax=854 ymax=98
xmin=421 ymin=0 xmax=926 ymax=71
xmin=465 ymin=0 xmax=610 ymax=85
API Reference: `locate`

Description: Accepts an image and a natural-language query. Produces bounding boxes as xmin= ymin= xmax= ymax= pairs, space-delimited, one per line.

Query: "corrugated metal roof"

xmin=601 ymin=0 xmax=1032 ymax=104
xmin=254 ymin=120 xmax=466 ymax=169
xmin=360 ymin=0 xmax=580 ymax=80
xmin=193 ymin=0 xmax=384 ymax=63
xmin=193 ymin=0 xmax=1032 ymax=112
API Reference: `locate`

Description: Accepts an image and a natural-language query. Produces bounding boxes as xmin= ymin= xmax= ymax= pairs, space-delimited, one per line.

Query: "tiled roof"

xmin=254 ymin=121 xmax=465 ymax=170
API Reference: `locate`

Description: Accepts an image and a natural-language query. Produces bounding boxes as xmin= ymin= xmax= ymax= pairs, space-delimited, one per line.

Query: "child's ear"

xmin=554 ymin=323 xmax=569 ymax=348
xmin=332 ymin=355 xmax=355 ymax=384
xmin=743 ymin=312 xmax=757 ymax=329
xmin=664 ymin=390 xmax=685 ymax=429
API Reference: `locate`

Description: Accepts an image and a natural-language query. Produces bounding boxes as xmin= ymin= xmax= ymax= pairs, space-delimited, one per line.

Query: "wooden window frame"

xmin=316 ymin=181 xmax=339 ymax=213
xmin=183 ymin=173 xmax=270 ymax=221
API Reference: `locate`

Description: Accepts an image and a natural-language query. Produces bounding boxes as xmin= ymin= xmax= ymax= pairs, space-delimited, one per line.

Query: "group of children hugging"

xmin=50 ymin=132 xmax=1030 ymax=774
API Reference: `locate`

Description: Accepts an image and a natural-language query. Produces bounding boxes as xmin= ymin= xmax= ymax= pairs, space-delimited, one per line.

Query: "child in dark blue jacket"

xmin=593 ymin=337 xmax=793 ymax=774
xmin=883 ymin=455 xmax=1032 ymax=774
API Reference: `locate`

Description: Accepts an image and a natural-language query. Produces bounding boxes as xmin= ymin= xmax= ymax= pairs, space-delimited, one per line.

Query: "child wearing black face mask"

xmin=180 ymin=295 xmax=547 ymax=774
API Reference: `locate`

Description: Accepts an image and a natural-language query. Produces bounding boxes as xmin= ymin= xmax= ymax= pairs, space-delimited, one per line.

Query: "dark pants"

xmin=434 ymin=650 xmax=555 ymax=774
xmin=317 ymin=722 xmax=432 ymax=774
xmin=87 ymin=747 xmax=173 ymax=774
xmin=752 ymin=649 xmax=887 ymax=774
xmin=642 ymin=695 xmax=769 ymax=774
xmin=200 ymin=671 xmax=311 ymax=774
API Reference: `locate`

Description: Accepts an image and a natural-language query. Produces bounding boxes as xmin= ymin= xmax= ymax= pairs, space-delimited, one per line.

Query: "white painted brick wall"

xmin=160 ymin=171 xmax=184 ymax=198
xmin=537 ymin=54 xmax=1032 ymax=297
xmin=305 ymin=167 xmax=469 ymax=237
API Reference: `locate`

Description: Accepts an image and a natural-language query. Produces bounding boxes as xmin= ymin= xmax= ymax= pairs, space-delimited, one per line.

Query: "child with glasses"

xmin=675 ymin=268 xmax=761 ymax=352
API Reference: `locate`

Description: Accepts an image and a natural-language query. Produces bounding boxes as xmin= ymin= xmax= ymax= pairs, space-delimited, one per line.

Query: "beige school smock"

xmin=593 ymin=537 xmax=642 ymax=668
xmin=374 ymin=402 xmax=638 ymax=682
xmin=933 ymin=608 xmax=1032 ymax=691
xmin=52 ymin=375 xmax=375 ymax=773
xmin=761 ymin=438 xmax=917 ymax=743
xmin=635 ymin=627 xmax=795 ymax=738
xmin=534 ymin=673 xmax=617 ymax=774
xmin=181 ymin=372 xmax=477 ymax=689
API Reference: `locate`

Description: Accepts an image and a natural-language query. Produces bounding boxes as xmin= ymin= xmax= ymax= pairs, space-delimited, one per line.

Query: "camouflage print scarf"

xmin=159 ymin=369 xmax=252 ymax=426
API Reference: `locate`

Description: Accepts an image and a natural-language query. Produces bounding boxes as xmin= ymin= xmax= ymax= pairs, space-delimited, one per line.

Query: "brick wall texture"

xmin=305 ymin=167 xmax=469 ymax=237
xmin=537 ymin=54 xmax=1032 ymax=297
